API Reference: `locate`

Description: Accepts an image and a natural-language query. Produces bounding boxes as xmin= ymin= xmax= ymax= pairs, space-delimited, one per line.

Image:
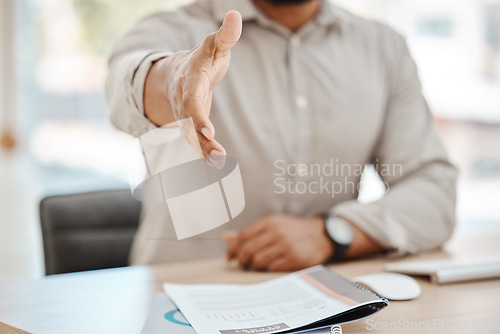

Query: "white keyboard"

xmin=385 ymin=254 xmax=500 ymax=284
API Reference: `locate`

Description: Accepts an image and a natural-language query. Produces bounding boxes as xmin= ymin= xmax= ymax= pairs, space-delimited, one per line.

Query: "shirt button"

xmin=289 ymin=36 xmax=300 ymax=48
xmin=296 ymin=95 xmax=308 ymax=110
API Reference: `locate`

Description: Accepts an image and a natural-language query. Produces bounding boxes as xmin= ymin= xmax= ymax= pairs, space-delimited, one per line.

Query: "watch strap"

xmin=320 ymin=213 xmax=351 ymax=262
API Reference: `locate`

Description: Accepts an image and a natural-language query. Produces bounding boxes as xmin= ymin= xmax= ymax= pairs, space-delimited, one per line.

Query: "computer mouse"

xmin=353 ymin=273 xmax=421 ymax=301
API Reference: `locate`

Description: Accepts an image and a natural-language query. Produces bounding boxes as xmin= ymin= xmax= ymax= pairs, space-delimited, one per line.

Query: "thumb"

xmin=215 ymin=10 xmax=242 ymax=54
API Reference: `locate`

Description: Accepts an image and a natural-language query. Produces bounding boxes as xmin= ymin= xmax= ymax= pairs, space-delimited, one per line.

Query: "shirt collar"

xmin=211 ymin=0 xmax=260 ymax=23
xmin=211 ymin=0 xmax=349 ymax=28
xmin=317 ymin=0 xmax=350 ymax=28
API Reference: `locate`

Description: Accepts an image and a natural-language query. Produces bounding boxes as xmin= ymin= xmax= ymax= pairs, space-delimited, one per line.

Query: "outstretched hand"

xmin=144 ymin=11 xmax=242 ymax=166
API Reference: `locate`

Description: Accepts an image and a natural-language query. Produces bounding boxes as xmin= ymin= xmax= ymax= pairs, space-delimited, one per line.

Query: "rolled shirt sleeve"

xmin=332 ymin=35 xmax=457 ymax=254
xmin=105 ymin=12 xmax=192 ymax=137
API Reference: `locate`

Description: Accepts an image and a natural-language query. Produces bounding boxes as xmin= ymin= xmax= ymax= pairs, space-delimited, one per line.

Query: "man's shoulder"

xmin=142 ymin=0 xmax=213 ymax=22
xmin=333 ymin=5 xmax=407 ymax=61
xmin=131 ymin=0 xmax=219 ymax=43
xmin=182 ymin=0 xmax=214 ymax=19
xmin=334 ymin=5 xmax=405 ymax=45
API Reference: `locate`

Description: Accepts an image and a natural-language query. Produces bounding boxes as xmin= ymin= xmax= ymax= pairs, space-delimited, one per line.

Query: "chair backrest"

xmin=40 ymin=189 xmax=141 ymax=275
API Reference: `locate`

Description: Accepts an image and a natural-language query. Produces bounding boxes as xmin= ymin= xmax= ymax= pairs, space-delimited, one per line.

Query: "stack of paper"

xmin=141 ymin=265 xmax=388 ymax=334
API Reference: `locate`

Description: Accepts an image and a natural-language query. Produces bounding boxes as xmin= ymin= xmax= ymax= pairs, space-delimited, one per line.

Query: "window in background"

xmin=0 ymin=0 xmax=191 ymax=283
xmin=335 ymin=0 xmax=500 ymax=232
xmin=28 ymin=0 xmax=190 ymax=194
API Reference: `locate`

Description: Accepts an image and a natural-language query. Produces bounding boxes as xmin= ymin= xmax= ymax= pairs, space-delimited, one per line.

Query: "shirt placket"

xmin=285 ymin=33 xmax=312 ymax=215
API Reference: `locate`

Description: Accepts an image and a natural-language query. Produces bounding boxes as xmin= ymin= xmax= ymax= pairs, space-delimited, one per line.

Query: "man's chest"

xmin=212 ymin=28 xmax=388 ymax=164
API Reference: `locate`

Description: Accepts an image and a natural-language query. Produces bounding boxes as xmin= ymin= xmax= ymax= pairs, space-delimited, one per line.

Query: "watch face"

xmin=326 ymin=217 xmax=354 ymax=246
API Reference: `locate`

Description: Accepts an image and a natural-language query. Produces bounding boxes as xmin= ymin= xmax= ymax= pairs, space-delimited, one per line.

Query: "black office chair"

xmin=40 ymin=189 xmax=141 ymax=275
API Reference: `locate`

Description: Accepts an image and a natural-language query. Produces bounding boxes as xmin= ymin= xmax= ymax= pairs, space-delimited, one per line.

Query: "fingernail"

xmin=209 ymin=150 xmax=226 ymax=169
xmin=201 ymin=127 xmax=211 ymax=140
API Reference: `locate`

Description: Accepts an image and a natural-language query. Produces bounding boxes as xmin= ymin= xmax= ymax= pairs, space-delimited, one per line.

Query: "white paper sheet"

xmin=141 ymin=293 xmax=334 ymax=334
xmin=164 ymin=266 xmax=386 ymax=334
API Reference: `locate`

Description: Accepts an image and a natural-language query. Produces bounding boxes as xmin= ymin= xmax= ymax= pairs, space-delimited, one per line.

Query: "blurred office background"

xmin=0 ymin=0 xmax=499 ymax=282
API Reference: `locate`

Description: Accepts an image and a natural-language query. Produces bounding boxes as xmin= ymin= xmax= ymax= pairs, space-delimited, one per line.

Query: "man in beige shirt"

xmin=106 ymin=0 xmax=457 ymax=270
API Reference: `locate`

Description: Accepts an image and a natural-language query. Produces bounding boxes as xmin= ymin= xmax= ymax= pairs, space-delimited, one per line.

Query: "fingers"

xmin=197 ymin=133 xmax=226 ymax=167
xmin=168 ymin=11 xmax=241 ymax=165
xmin=182 ymin=72 xmax=214 ymax=140
xmin=179 ymin=76 xmax=225 ymax=163
xmin=215 ymin=10 xmax=242 ymax=55
xmin=224 ymin=230 xmax=240 ymax=261
xmin=178 ymin=118 xmax=203 ymax=158
xmin=251 ymin=244 xmax=285 ymax=270
xmin=267 ymin=256 xmax=291 ymax=272
xmin=236 ymin=232 xmax=275 ymax=266
xmin=237 ymin=218 xmax=269 ymax=244
xmin=225 ymin=216 xmax=284 ymax=269
xmin=227 ymin=217 xmax=273 ymax=265
xmin=223 ymin=230 xmax=239 ymax=242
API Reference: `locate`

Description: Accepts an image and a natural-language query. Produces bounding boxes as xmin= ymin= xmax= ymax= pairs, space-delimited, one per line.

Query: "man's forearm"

xmin=143 ymin=54 xmax=180 ymax=126
xmin=344 ymin=218 xmax=385 ymax=259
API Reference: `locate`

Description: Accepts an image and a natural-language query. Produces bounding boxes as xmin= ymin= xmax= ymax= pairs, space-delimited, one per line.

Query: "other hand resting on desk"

xmin=224 ymin=215 xmax=384 ymax=272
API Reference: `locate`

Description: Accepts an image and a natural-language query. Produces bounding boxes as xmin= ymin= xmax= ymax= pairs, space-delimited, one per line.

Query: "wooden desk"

xmin=1 ymin=233 xmax=499 ymax=334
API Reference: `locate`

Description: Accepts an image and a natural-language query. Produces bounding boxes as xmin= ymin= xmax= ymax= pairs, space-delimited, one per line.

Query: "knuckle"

xmin=272 ymin=225 xmax=286 ymax=238
xmin=275 ymin=231 xmax=285 ymax=241
xmin=200 ymin=139 xmax=211 ymax=153
xmin=182 ymin=96 xmax=202 ymax=111
xmin=239 ymin=230 xmax=250 ymax=241
xmin=267 ymin=217 xmax=279 ymax=230
xmin=252 ymin=256 xmax=263 ymax=269
xmin=271 ymin=263 xmax=283 ymax=272
xmin=205 ymin=32 xmax=217 ymax=42
xmin=254 ymin=253 xmax=263 ymax=263
xmin=172 ymin=95 xmax=180 ymax=107
xmin=292 ymin=253 xmax=304 ymax=265
xmin=172 ymin=61 xmax=185 ymax=77
xmin=239 ymin=249 xmax=249 ymax=261
xmin=200 ymin=33 xmax=216 ymax=56
xmin=181 ymin=98 xmax=192 ymax=110
xmin=237 ymin=234 xmax=246 ymax=244
xmin=177 ymin=74 xmax=186 ymax=86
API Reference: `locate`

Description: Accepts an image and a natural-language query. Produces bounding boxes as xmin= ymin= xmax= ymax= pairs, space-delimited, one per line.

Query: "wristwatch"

xmin=321 ymin=213 xmax=354 ymax=262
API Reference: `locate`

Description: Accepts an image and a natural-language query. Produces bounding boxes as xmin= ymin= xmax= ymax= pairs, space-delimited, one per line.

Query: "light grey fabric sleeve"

xmin=105 ymin=12 xmax=192 ymax=137
xmin=332 ymin=34 xmax=457 ymax=254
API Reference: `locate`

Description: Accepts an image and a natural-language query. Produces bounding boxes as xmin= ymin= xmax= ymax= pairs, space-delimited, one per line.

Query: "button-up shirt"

xmin=106 ymin=0 xmax=457 ymax=265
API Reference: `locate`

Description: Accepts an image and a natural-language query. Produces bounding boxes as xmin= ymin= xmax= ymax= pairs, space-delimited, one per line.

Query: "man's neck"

xmin=252 ymin=0 xmax=322 ymax=32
